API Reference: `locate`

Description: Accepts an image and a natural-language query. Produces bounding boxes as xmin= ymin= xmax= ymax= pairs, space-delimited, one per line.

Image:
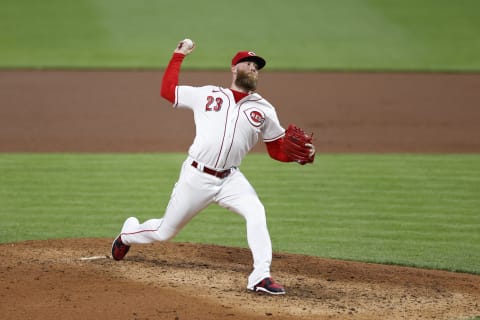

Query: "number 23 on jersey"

xmin=205 ymin=96 xmax=223 ymax=112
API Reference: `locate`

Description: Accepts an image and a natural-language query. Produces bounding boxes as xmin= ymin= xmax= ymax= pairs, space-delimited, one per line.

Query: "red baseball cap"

xmin=231 ymin=51 xmax=266 ymax=70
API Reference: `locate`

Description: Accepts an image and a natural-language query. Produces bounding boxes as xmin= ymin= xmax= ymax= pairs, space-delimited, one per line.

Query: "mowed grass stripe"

xmin=241 ymin=154 xmax=480 ymax=273
xmin=0 ymin=153 xmax=181 ymax=240
xmin=2 ymin=0 xmax=480 ymax=70
xmin=1 ymin=153 xmax=479 ymax=273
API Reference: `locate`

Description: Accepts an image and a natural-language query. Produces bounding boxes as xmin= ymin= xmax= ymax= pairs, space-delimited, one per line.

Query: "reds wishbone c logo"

xmin=250 ymin=111 xmax=264 ymax=124
xmin=244 ymin=108 xmax=265 ymax=127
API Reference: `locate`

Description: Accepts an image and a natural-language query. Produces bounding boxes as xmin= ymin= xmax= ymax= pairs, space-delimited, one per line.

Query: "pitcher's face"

xmin=233 ymin=61 xmax=259 ymax=92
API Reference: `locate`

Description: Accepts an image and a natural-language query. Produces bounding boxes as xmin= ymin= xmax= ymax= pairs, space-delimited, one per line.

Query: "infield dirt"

xmin=1 ymin=71 xmax=480 ymax=319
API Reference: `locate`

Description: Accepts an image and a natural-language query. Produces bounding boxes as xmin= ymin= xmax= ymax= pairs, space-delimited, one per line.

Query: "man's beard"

xmin=235 ymin=70 xmax=257 ymax=92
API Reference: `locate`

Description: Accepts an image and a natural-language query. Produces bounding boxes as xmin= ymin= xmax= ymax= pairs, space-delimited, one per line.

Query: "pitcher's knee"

xmin=248 ymin=199 xmax=265 ymax=215
xmin=153 ymin=225 xmax=179 ymax=242
xmin=245 ymin=211 xmax=268 ymax=230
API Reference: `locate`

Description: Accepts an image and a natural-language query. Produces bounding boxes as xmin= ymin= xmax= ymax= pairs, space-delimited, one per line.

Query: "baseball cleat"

xmin=252 ymin=277 xmax=285 ymax=295
xmin=111 ymin=235 xmax=130 ymax=261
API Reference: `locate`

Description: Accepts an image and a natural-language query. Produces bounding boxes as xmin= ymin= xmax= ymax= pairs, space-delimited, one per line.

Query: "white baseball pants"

xmin=120 ymin=157 xmax=272 ymax=289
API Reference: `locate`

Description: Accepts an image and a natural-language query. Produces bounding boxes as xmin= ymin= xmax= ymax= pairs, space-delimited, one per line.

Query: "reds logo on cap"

xmin=232 ymin=51 xmax=266 ymax=69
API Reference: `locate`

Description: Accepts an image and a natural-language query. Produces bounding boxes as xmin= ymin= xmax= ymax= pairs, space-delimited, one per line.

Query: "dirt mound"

xmin=1 ymin=239 xmax=479 ymax=320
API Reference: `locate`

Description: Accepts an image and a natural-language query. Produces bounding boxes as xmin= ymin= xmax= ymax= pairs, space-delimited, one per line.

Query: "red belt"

xmin=191 ymin=161 xmax=232 ymax=179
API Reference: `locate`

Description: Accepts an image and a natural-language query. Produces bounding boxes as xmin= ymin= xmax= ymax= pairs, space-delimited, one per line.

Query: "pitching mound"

xmin=1 ymin=239 xmax=479 ymax=320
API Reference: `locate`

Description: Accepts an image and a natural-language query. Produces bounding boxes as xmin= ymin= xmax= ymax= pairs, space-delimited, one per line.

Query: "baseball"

xmin=183 ymin=38 xmax=194 ymax=49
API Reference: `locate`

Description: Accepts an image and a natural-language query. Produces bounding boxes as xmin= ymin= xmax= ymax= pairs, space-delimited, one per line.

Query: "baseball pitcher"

xmin=112 ymin=39 xmax=315 ymax=295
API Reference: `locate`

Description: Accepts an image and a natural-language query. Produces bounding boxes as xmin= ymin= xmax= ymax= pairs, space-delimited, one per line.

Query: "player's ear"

xmin=231 ymin=64 xmax=237 ymax=74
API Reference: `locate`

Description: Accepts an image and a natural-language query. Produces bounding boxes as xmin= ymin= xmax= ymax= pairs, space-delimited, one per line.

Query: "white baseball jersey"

xmin=174 ymin=85 xmax=285 ymax=169
xmin=119 ymin=83 xmax=284 ymax=291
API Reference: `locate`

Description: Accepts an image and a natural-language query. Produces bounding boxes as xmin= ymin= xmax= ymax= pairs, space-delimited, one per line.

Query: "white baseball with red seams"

xmin=117 ymin=41 xmax=288 ymax=292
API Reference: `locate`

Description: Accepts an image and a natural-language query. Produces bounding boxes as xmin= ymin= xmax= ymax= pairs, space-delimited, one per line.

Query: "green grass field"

xmin=1 ymin=0 xmax=480 ymax=71
xmin=1 ymin=153 xmax=479 ymax=274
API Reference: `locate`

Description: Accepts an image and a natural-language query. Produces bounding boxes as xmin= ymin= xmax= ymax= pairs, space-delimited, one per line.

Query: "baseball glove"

xmin=283 ymin=124 xmax=315 ymax=165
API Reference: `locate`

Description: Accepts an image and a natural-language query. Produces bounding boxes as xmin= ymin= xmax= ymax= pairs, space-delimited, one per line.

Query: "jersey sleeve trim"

xmin=263 ymin=131 xmax=285 ymax=142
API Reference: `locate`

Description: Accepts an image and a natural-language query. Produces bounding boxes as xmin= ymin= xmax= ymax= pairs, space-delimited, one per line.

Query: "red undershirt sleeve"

xmin=265 ymin=137 xmax=292 ymax=162
xmin=160 ymin=53 xmax=185 ymax=104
